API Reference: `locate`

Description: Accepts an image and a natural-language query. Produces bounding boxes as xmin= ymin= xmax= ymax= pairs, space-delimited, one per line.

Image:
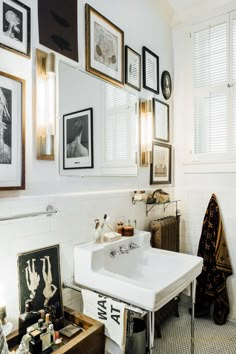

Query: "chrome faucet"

xmin=129 ymin=242 xmax=140 ymax=250
xmin=119 ymin=245 xmax=129 ymax=254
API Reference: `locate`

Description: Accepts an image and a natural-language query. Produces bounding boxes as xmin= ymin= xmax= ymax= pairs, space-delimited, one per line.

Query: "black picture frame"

xmin=161 ymin=70 xmax=172 ymax=100
xmin=125 ymin=45 xmax=141 ymax=91
xmin=38 ymin=0 xmax=78 ymax=62
xmin=63 ymin=107 xmax=94 ymax=170
xmin=85 ymin=3 xmax=124 ymax=87
xmin=150 ymin=142 xmax=171 ymax=185
xmin=153 ymin=98 xmax=169 ymax=142
xmin=17 ymin=245 xmax=63 ymax=320
xmin=142 ymin=46 xmax=159 ymax=94
xmin=0 ymin=0 xmax=30 ymax=57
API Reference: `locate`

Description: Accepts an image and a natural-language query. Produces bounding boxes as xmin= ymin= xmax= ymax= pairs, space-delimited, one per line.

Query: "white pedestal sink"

xmin=74 ymin=230 xmax=203 ymax=353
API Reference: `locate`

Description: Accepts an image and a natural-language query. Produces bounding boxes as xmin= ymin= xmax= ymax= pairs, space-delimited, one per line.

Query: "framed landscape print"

xmin=63 ymin=108 xmax=94 ymax=170
xmin=38 ymin=0 xmax=78 ymax=62
xmin=0 ymin=0 xmax=30 ymax=57
xmin=0 ymin=71 xmax=25 ymax=190
xmin=153 ymin=98 xmax=169 ymax=142
xmin=125 ymin=45 xmax=141 ymax=91
xmin=17 ymin=245 xmax=63 ymax=320
xmin=85 ymin=3 xmax=124 ymax=87
xmin=142 ymin=46 xmax=159 ymax=94
xmin=150 ymin=142 xmax=171 ymax=185
xmin=161 ymin=70 xmax=172 ymax=100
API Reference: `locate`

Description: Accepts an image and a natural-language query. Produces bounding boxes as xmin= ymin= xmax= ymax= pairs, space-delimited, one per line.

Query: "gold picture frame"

xmin=0 ymin=71 xmax=25 ymax=190
xmin=85 ymin=3 xmax=124 ymax=87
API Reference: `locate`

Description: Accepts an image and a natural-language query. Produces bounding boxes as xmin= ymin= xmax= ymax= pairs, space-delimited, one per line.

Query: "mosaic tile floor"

xmin=154 ymin=303 xmax=236 ymax=354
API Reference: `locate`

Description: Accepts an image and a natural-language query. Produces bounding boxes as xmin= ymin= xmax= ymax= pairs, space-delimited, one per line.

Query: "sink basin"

xmin=74 ymin=231 xmax=203 ymax=311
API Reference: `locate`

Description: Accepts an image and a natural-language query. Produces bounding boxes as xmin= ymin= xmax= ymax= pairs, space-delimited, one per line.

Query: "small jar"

xmin=117 ymin=222 xmax=124 ymax=235
xmin=122 ymin=226 xmax=134 ymax=237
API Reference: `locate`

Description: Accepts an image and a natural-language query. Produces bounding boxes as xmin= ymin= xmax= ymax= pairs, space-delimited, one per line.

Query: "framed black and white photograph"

xmin=161 ymin=70 xmax=172 ymax=100
xmin=38 ymin=0 xmax=78 ymax=62
xmin=0 ymin=71 xmax=25 ymax=190
xmin=0 ymin=0 xmax=30 ymax=57
xmin=85 ymin=4 xmax=124 ymax=87
xmin=17 ymin=245 xmax=63 ymax=320
xmin=150 ymin=142 xmax=171 ymax=185
xmin=63 ymin=108 xmax=94 ymax=170
xmin=125 ymin=45 xmax=141 ymax=91
xmin=153 ymin=98 xmax=169 ymax=142
xmin=142 ymin=46 xmax=159 ymax=94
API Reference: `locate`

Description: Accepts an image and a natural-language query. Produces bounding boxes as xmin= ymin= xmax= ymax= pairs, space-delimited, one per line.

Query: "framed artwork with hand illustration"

xmin=17 ymin=245 xmax=63 ymax=320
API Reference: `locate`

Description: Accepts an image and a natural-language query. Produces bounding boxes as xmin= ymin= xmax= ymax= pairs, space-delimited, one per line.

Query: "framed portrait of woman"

xmin=63 ymin=107 xmax=94 ymax=170
xmin=161 ymin=70 xmax=172 ymax=100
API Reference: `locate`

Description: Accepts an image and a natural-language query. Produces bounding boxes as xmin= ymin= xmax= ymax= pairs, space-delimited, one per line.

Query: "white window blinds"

xmin=193 ymin=15 xmax=229 ymax=156
xmin=101 ymin=84 xmax=138 ymax=175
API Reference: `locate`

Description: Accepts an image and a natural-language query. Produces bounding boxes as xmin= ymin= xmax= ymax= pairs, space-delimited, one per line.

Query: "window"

xmin=192 ymin=11 xmax=236 ymax=160
xmin=101 ymin=84 xmax=138 ymax=175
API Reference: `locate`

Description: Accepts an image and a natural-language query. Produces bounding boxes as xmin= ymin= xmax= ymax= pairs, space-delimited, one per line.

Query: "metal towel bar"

xmin=0 ymin=204 xmax=58 ymax=222
xmin=63 ymin=280 xmax=147 ymax=317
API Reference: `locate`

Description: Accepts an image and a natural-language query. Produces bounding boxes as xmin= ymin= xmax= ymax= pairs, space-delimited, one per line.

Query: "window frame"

xmin=190 ymin=12 xmax=236 ymax=164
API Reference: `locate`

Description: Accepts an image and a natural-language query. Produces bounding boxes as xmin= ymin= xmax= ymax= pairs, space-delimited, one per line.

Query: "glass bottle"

xmin=18 ymin=300 xmax=40 ymax=341
xmin=49 ymin=323 xmax=55 ymax=345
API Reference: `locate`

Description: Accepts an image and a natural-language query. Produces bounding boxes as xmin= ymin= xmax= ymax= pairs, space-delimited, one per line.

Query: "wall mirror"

xmin=58 ymin=61 xmax=138 ymax=177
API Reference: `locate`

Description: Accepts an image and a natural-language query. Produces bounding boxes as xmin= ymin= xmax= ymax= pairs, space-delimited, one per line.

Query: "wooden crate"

xmin=7 ymin=307 xmax=105 ymax=354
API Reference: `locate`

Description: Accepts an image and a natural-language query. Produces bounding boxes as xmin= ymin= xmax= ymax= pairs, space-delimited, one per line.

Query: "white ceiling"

xmin=167 ymin=0 xmax=236 ymax=24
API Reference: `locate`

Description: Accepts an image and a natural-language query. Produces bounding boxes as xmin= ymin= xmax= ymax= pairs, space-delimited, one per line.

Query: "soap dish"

xmin=103 ymin=232 xmax=122 ymax=242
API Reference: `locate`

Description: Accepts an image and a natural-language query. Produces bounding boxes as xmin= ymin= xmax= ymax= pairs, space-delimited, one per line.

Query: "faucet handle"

xmin=110 ymin=249 xmax=119 ymax=258
xmin=129 ymin=242 xmax=140 ymax=250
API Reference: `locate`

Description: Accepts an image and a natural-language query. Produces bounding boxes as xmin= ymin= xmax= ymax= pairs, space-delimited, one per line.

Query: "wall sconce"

xmin=36 ymin=49 xmax=56 ymax=160
xmin=140 ymin=99 xmax=153 ymax=166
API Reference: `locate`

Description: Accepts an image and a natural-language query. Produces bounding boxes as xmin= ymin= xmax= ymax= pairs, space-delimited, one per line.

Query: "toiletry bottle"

xmin=21 ymin=326 xmax=33 ymax=353
xmin=49 ymin=323 xmax=55 ymax=345
xmin=16 ymin=342 xmax=27 ymax=354
xmin=44 ymin=313 xmax=51 ymax=328
xmin=18 ymin=300 xmax=40 ymax=341
xmin=29 ymin=329 xmax=42 ymax=354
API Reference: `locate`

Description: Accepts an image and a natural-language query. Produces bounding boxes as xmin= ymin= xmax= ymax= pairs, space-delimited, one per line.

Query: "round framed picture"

xmin=161 ymin=71 xmax=172 ymax=100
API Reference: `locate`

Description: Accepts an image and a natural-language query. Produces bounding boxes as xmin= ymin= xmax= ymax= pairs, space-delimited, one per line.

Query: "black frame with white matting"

xmin=161 ymin=70 xmax=172 ymax=100
xmin=38 ymin=0 xmax=78 ymax=62
xmin=63 ymin=108 xmax=94 ymax=170
xmin=150 ymin=142 xmax=171 ymax=185
xmin=142 ymin=46 xmax=159 ymax=94
xmin=125 ymin=45 xmax=141 ymax=91
xmin=0 ymin=71 xmax=25 ymax=190
xmin=17 ymin=245 xmax=63 ymax=320
xmin=85 ymin=3 xmax=124 ymax=87
xmin=0 ymin=0 xmax=30 ymax=57
xmin=153 ymin=98 xmax=169 ymax=142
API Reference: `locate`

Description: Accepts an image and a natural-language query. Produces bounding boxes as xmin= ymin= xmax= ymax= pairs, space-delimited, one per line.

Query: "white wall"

xmin=173 ymin=20 xmax=236 ymax=320
xmin=0 ymin=0 xmax=175 ymax=330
